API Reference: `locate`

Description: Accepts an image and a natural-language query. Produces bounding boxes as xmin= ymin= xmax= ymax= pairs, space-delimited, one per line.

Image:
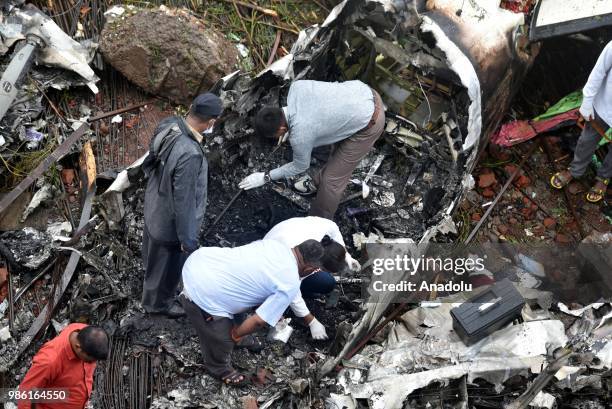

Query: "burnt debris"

xmin=0 ymin=1 xmax=611 ymax=409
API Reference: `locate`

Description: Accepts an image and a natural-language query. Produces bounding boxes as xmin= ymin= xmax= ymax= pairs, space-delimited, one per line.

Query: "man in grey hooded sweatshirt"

xmin=141 ymin=93 xmax=222 ymax=317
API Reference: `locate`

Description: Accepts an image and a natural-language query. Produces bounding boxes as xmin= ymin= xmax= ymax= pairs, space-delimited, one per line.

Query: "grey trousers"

xmin=179 ymin=293 xmax=235 ymax=378
xmin=310 ymin=90 xmax=386 ymax=219
xmin=569 ymin=112 xmax=612 ymax=179
xmin=141 ymin=228 xmax=187 ymax=312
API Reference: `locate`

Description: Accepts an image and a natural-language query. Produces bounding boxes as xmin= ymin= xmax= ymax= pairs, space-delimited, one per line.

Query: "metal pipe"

xmin=204 ymin=189 xmax=244 ymax=235
xmin=6 ymin=262 xmax=15 ymax=331
xmin=465 ymin=142 xmax=538 ymax=244
xmin=88 ymin=99 xmax=156 ymax=123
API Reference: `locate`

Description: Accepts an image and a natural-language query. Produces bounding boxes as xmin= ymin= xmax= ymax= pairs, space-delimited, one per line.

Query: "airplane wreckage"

xmin=1 ymin=0 xmax=611 ymax=408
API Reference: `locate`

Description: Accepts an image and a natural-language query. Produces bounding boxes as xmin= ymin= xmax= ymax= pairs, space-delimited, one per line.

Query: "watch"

xmin=264 ymin=172 xmax=271 ymax=183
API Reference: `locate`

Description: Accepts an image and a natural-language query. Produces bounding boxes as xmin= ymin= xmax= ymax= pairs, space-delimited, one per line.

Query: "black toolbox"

xmin=450 ymin=279 xmax=525 ymax=345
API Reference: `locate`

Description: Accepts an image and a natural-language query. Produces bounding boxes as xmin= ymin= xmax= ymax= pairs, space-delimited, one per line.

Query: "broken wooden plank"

xmin=79 ymin=141 xmax=96 ymax=192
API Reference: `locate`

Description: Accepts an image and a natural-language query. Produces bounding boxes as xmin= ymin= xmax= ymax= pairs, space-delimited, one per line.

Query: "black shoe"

xmin=163 ymin=303 xmax=186 ymax=318
xmin=145 ymin=305 xmax=185 ymax=318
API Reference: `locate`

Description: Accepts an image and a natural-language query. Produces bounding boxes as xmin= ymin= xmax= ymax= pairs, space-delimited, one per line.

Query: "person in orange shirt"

xmin=17 ymin=323 xmax=109 ymax=409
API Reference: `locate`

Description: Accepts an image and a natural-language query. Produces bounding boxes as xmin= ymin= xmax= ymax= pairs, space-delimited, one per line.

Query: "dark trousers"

xmin=179 ymin=293 xmax=235 ymax=378
xmin=301 ymin=271 xmax=336 ymax=298
xmin=570 ymin=112 xmax=612 ymax=179
xmin=310 ymin=90 xmax=386 ymax=219
xmin=141 ymin=228 xmax=187 ymax=312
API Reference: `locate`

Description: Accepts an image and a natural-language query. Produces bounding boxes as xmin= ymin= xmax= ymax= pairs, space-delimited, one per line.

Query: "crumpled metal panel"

xmin=0 ymin=4 xmax=99 ymax=92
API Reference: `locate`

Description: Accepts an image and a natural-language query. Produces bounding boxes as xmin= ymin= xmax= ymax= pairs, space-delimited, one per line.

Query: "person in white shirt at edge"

xmin=180 ymin=239 xmax=324 ymax=386
xmin=550 ymin=40 xmax=612 ymax=203
xmin=264 ymin=216 xmax=362 ymax=341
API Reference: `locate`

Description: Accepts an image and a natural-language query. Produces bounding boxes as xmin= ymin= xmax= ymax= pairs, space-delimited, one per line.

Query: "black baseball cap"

xmin=191 ymin=93 xmax=223 ymax=119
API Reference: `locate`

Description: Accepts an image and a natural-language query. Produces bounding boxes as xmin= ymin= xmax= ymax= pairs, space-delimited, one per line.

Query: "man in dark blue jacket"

xmin=141 ymin=93 xmax=222 ymax=317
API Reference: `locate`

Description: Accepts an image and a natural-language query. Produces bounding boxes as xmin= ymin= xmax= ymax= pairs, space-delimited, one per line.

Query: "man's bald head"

xmin=76 ymin=326 xmax=109 ymax=361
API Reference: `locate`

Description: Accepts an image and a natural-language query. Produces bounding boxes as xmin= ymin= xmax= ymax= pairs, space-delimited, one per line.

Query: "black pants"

xmin=179 ymin=293 xmax=235 ymax=378
xmin=141 ymin=228 xmax=187 ymax=312
xmin=300 ymin=271 xmax=336 ymax=298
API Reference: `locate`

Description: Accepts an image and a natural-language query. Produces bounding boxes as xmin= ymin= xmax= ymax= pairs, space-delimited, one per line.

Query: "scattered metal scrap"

xmin=0 ymin=122 xmax=89 ymax=215
xmin=0 ymin=99 xmax=154 ymax=216
xmin=0 ymin=140 xmax=96 ymax=372
xmin=0 ymin=1 xmax=610 ymax=408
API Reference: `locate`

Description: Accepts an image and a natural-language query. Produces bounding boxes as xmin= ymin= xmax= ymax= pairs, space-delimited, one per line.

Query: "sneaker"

xmin=294 ymin=175 xmax=317 ymax=195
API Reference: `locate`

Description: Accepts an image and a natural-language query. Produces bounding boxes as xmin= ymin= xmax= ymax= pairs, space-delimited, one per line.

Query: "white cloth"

xmin=264 ymin=216 xmax=348 ymax=318
xmin=265 ymin=216 xmax=358 ymax=267
xmin=265 ymin=216 xmax=345 ymax=247
xmin=182 ymin=240 xmax=300 ymax=326
xmin=582 ymin=41 xmax=612 ymax=127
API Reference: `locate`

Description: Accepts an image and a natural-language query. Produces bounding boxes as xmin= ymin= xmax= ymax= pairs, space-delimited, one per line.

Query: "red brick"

xmin=472 ymin=213 xmax=482 ymax=222
xmin=514 ymin=175 xmax=531 ymax=189
xmin=543 ymin=218 xmax=556 ymax=229
xmin=478 ymin=172 xmax=497 ymax=188
xmin=504 ymin=163 xmax=518 ymax=175
xmin=555 ymin=233 xmax=571 ymax=244
xmin=482 ymin=188 xmax=496 ymax=198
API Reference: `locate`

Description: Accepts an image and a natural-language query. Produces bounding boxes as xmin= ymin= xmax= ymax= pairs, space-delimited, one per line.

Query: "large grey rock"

xmin=100 ymin=6 xmax=238 ymax=105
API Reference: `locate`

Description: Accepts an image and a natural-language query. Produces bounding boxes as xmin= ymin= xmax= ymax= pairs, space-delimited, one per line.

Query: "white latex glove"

xmin=579 ymin=102 xmax=594 ymax=121
xmin=239 ymin=172 xmax=266 ymax=190
xmin=346 ymin=254 xmax=361 ymax=272
xmin=308 ymin=318 xmax=328 ymax=340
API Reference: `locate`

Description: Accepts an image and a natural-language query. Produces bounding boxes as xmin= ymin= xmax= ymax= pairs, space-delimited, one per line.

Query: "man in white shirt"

xmin=180 ymin=239 xmax=324 ymax=386
xmin=551 ymin=40 xmax=612 ymax=203
xmin=265 ymin=216 xmax=361 ymax=340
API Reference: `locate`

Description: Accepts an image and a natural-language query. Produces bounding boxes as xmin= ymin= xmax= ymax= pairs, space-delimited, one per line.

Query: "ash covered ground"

xmin=0 ymin=1 xmax=611 ymax=409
